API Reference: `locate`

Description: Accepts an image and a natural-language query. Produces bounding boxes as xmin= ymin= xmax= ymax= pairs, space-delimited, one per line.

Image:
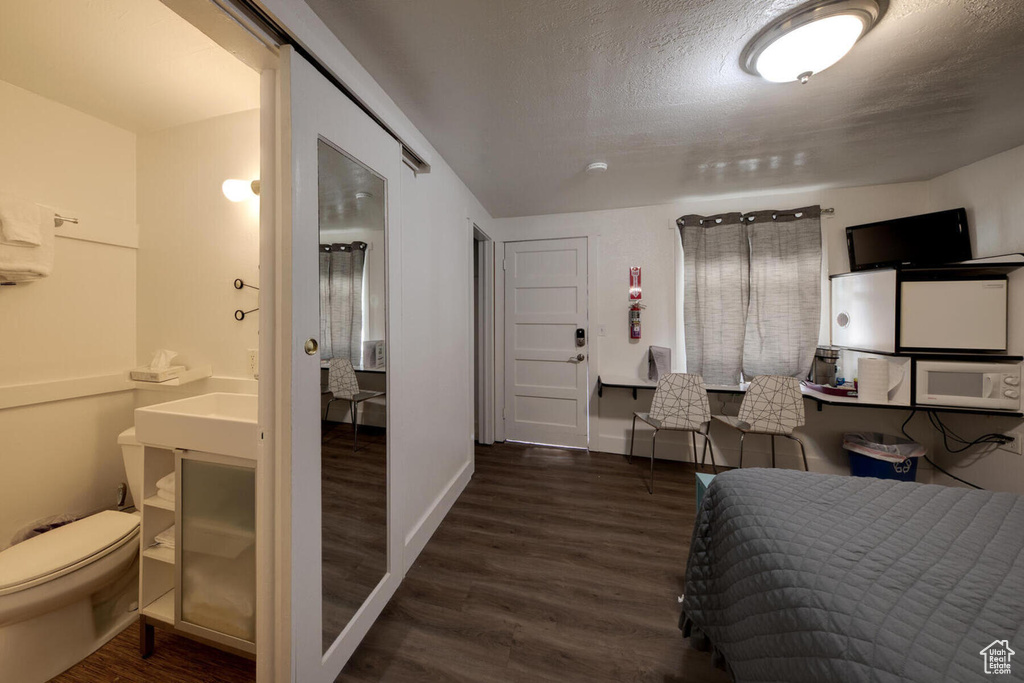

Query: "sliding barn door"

xmin=282 ymin=46 xmax=402 ymax=682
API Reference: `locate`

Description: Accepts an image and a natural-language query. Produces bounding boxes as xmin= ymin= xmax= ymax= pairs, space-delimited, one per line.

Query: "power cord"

xmin=900 ymin=410 xmax=993 ymax=490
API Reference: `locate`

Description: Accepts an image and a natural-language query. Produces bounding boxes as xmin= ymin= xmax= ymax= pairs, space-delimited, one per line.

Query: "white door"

xmin=503 ymin=238 xmax=589 ymax=448
xmin=282 ymin=46 xmax=402 ymax=682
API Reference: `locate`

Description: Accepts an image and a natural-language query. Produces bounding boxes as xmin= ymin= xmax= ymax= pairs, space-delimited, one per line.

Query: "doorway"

xmin=473 ymin=226 xmax=495 ymax=445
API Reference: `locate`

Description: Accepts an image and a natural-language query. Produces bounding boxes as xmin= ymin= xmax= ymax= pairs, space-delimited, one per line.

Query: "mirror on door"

xmin=317 ymin=138 xmax=387 ymax=653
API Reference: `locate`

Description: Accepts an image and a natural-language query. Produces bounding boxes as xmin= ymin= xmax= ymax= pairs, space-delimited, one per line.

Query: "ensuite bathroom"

xmin=0 ymin=0 xmax=263 ymax=679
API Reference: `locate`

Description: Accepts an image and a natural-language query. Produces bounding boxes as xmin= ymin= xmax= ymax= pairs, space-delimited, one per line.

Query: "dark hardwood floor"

xmin=336 ymin=441 xmax=727 ymax=683
xmin=53 ymin=440 xmax=724 ymax=682
xmin=323 ymin=421 xmax=388 ymax=652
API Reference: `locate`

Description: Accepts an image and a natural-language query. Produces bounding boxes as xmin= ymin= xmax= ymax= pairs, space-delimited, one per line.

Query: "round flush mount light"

xmin=741 ymin=0 xmax=886 ymax=84
xmin=355 ymin=191 xmax=374 ymax=200
xmin=586 ymin=161 xmax=609 ymax=173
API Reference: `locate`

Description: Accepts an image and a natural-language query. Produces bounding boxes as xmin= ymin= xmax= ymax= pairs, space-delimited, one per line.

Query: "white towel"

xmin=156 ymin=488 xmax=175 ymax=503
xmin=0 ymin=195 xmax=43 ymax=246
xmin=154 ymin=525 xmax=175 ymax=549
xmin=155 ymin=472 xmax=175 ymax=495
xmin=0 ymin=204 xmax=54 ymax=283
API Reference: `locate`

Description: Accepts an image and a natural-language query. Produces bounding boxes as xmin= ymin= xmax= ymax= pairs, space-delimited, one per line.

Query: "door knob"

xmin=304 ymin=338 xmax=319 ymax=355
xmin=569 ymin=353 xmax=585 ymax=362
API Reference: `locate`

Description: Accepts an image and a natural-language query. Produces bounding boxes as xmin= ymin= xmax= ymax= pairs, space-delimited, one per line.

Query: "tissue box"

xmin=130 ymin=365 xmax=185 ymax=383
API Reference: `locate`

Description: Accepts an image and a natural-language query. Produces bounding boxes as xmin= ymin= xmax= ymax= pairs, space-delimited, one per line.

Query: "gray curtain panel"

xmin=742 ymin=206 xmax=821 ymax=379
xmin=319 ymin=241 xmax=366 ymax=362
xmin=678 ymin=213 xmax=749 ymax=386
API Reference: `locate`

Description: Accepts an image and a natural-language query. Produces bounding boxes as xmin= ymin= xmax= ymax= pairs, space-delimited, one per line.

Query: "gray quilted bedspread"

xmin=681 ymin=469 xmax=1024 ymax=682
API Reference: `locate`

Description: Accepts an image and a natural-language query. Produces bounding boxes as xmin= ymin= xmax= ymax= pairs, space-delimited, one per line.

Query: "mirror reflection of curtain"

xmin=319 ymin=241 xmax=367 ymax=361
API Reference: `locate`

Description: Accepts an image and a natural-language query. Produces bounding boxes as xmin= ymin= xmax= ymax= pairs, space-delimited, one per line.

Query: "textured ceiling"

xmin=306 ymin=0 xmax=1024 ymax=218
xmin=0 ymin=0 xmax=260 ymax=133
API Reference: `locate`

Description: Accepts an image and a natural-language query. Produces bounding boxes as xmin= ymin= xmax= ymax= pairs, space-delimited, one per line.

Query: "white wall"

xmin=492 ymin=181 xmax=942 ymax=475
xmin=924 ymin=143 xmax=1024 ymax=492
xmin=136 ymin=109 xmax=261 ymax=380
xmin=0 ymin=80 xmax=137 ymax=547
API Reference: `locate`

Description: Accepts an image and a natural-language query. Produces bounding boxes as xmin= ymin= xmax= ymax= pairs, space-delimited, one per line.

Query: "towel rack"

xmin=54 ymin=214 xmax=78 ymax=227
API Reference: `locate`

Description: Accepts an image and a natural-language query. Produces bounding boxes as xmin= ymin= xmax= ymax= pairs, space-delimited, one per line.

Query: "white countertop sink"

xmin=135 ymin=392 xmax=258 ymax=459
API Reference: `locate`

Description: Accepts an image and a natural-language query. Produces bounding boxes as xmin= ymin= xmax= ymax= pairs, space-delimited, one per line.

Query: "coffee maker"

xmin=810 ymin=346 xmax=840 ymax=387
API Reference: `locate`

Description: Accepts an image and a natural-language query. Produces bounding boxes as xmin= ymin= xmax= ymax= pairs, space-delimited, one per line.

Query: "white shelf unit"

xmin=139 ymin=446 xmax=176 ymax=628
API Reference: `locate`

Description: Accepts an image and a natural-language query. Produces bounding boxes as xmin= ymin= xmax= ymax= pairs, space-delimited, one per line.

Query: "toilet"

xmin=0 ymin=427 xmax=144 ymax=683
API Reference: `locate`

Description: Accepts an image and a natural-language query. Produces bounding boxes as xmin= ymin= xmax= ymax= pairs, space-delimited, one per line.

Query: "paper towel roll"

xmin=857 ymin=358 xmax=891 ymax=403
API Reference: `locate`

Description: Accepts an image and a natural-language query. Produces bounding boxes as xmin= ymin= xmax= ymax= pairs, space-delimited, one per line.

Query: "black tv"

xmin=846 ymin=208 xmax=972 ymax=271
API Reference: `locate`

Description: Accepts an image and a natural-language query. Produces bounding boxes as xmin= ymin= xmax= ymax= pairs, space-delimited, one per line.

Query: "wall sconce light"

xmin=222 ymin=179 xmax=261 ymax=202
xmin=740 ymin=0 xmax=885 ymax=84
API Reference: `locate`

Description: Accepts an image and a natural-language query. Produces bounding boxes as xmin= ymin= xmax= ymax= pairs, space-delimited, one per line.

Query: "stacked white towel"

xmin=154 ymin=524 xmax=175 ymax=550
xmin=155 ymin=472 xmax=176 ymax=503
xmin=0 ymin=194 xmax=55 ymax=283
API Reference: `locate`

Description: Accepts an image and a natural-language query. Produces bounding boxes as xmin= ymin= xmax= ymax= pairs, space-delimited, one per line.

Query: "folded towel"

xmin=154 ymin=525 xmax=175 ymax=549
xmin=648 ymin=345 xmax=672 ymax=381
xmin=156 ymin=488 xmax=175 ymax=503
xmin=155 ymin=472 xmax=175 ymax=495
xmin=0 ymin=204 xmax=54 ymax=283
xmin=0 ymin=195 xmax=44 ymax=246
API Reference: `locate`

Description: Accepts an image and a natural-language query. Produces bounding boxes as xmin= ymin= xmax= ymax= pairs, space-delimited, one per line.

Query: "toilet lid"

xmin=0 ymin=511 xmax=139 ymax=592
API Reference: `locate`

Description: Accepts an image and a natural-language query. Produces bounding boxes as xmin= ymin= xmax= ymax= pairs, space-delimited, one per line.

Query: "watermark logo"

xmin=980 ymin=640 xmax=1015 ymax=675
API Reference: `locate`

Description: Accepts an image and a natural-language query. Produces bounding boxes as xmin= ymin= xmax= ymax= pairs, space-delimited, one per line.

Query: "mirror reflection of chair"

xmin=322 ymin=358 xmax=385 ymax=451
xmin=629 ymin=373 xmax=717 ymax=494
xmin=711 ymin=374 xmax=808 ymax=471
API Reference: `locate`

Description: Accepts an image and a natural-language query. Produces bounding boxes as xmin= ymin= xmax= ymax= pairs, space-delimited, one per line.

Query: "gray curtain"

xmin=319 ymin=241 xmax=366 ymax=362
xmin=678 ymin=213 xmax=750 ymax=386
xmin=742 ymin=207 xmax=821 ymax=379
xmin=678 ymin=206 xmax=821 ymax=385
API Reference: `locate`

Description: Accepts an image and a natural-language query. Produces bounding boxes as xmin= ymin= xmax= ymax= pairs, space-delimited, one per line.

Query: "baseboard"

xmin=403 ymin=456 xmax=474 ymax=573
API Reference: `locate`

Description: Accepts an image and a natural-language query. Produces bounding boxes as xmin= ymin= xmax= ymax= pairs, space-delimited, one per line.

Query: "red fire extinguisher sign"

xmin=629 ymin=267 xmax=642 ymax=300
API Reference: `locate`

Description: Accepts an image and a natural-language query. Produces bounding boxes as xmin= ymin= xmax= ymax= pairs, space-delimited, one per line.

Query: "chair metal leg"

xmin=738 ymin=432 xmax=745 ymax=469
xmin=351 ymin=402 xmax=359 ymax=451
xmin=784 ymin=433 xmax=809 ymax=471
xmin=648 ymin=429 xmax=658 ymax=495
xmin=323 ymin=398 xmax=335 ymax=422
xmin=771 ymin=435 xmax=776 ymax=468
xmin=691 ymin=431 xmax=698 ymax=466
xmin=628 ymin=413 xmax=637 ymax=464
xmin=701 ymin=425 xmax=718 ymax=474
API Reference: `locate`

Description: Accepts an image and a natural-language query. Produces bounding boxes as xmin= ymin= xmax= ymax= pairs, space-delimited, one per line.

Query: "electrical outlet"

xmin=247 ymin=349 xmax=259 ymax=379
xmin=997 ymin=424 xmax=1024 ymax=455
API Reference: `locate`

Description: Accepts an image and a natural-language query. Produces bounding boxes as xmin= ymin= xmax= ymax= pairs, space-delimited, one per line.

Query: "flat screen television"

xmin=846 ymin=208 xmax=972 ymax=271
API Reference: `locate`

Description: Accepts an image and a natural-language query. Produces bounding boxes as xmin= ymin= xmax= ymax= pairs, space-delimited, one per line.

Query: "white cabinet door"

xmin=503 ymin=238 xmax=589 ymax=448
xmin=831 ymin=269 xmax=896 ymax=353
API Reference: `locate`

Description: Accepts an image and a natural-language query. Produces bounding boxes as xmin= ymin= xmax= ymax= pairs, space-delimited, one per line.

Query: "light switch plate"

xmin=597 ymin=325 xmax=607 ymax=337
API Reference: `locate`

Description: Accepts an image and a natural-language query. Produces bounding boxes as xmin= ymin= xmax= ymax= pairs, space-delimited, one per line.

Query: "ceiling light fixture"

xmin=741 ymin=0 xmax=885 ymax=84
xmin=355 ymin=191 xmax=374 ymax=200
xmin=222 ymin=179 xmax=261 ymax=202
xmin=586 ymin=162 xmax=609 ymax=173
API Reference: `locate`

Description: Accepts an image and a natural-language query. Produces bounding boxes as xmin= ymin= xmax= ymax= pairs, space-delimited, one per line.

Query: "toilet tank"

xmin=117 ymin=428 xmax=144 ymax=508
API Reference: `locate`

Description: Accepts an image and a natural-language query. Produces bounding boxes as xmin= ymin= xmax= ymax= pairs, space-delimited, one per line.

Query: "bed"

xmin=680 ymin=469 xmax=1024 ymax=682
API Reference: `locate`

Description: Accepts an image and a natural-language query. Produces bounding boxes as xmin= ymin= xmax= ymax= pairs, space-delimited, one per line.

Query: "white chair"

xmin=711 ymin=374 xmax=808 ymax=470
xmin=629 ymin=373 xmax=717 ymax=494
xmin=322 ymin=358 xmax=385 ymax=451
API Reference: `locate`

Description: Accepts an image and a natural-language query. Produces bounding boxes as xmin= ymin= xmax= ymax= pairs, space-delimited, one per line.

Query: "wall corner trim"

xmin=403 ymin=457 xmax=474 ymax=572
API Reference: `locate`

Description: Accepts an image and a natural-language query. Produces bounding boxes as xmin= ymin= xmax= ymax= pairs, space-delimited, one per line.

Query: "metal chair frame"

xmin=628 ymin=415 xmax=717 ymax=494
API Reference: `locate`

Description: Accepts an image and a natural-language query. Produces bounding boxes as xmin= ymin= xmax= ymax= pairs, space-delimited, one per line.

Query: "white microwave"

xmin=915 ymin=360 xmax=1021 ymax=411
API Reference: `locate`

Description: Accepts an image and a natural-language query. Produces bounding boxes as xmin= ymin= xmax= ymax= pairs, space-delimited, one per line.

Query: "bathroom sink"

xmin=135 ymin=393 xmax=258 ymax=459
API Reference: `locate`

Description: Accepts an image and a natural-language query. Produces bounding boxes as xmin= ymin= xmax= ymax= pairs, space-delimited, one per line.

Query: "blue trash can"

xmin=843 ymin=432 xmax=925 ymax=482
